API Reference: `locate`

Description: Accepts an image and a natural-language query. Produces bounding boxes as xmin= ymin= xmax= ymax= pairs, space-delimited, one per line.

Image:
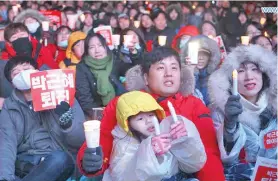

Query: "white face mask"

xmin=26 ymin=22 xmax=40 ymax=33
xmin=195 ymin=12 xmax=202 ymax=16
xmin=12 ymin=69 xmax=36 ymax=90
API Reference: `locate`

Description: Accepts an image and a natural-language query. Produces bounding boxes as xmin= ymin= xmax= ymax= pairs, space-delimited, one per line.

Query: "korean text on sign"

xmin=30 ymin=69 xmax=76 ymax=111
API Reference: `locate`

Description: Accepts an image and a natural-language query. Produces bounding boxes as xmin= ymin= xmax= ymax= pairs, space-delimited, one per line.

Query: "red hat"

xmin=171 ymin=25 xmax=199 ymax=53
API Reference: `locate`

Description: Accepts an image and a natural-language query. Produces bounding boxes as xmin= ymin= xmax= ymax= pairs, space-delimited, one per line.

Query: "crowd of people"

xmin=0 ymin=1 xmax=277 ymax=181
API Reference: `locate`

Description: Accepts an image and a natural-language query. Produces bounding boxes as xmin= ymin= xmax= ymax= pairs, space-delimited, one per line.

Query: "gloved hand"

xmin=82 ymin=147 xmax=103 ymax=173
xmin=54 ymin=101 xmax=73 ymax=129
xmin=224 ymin=95 xmax=243 ymax=131
xmin=151 ymin=133 xmax=171 ymax=156
xmin=170 ymin=120 xmax=187 ymax=140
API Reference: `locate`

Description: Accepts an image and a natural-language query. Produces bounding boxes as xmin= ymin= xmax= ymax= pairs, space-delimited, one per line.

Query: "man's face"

xmin=9 ymin=31 xmax=29 ymax=43
xmin=57 ymin=28 xmax=71 ymax=43
xmin=119 ymin=18 xmax=130 ymax=30
xmin=154 ymin=13 xmax=167 ymax=31
xmin=10 ymin=62 xmax=35 ymax=81
xmin=144 ymin=56 xmax=181 ymax=97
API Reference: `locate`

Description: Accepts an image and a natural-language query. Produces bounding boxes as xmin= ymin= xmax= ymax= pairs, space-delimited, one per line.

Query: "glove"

xmin=260 ymin=107 xmax=273 ymax=129
xmin=170 ymin=120 xmax=187 ymax=140
xmin=224 ymin=95 xmax=243 ymax=131
xmin=54 ymin=101 xmax=73 ymax=129
xmin=82 ymin=147 xmax=103 ymax=173
xmin=151 ymin=133 xmax=171 ymax=156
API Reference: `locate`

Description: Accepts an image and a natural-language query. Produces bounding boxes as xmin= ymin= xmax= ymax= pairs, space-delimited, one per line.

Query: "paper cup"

xmin=42 ymin=21 xmax=50 ymax=31
xmin=67 ymin=14 xmax=78 ymax=29
xmin=84 ymin=120 xmax=101 ymax=148
xmin=124 ymin=35 xmax=133 ymax=47
xmin=112 ymin=34 xmax=120 ymax=46
xmin=158 ymin=36 xmax=167 ymax=46
xmin=241 ymin=36 xmax=249 ymax=45
xmin=134 ymin=21 xmax=140 ymax=28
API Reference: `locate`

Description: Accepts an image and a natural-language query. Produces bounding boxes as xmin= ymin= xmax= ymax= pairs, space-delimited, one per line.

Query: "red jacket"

xmin=77 ymin=92 xmax=225 ymax=181
xmin=1 ymin=37 xmax=59 ymax=69
xmin=47 ymin=44 xmax=66 ymax=65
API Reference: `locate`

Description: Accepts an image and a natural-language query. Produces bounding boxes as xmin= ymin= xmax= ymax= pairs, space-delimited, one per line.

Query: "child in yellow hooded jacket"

xmin=59 ymin=31 xmax=86 ymax=70
xmin=102 ymin=91 xmax=207 ymax=181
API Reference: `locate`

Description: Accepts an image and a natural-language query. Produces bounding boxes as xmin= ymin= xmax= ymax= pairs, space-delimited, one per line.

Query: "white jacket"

xmin=103 ymin=116 xmax=207 ymax=181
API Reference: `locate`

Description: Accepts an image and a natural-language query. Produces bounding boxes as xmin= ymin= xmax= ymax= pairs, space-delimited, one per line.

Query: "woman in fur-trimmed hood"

xmin=208 ymin=45 xmax=277 ymax=181
xmin=14 ymin=9 xmax=48 ymax=41
xmin=180 ymin=35 xmax=221 ymax=105
xmin=166 ymin=3 xmax=185 ymax=34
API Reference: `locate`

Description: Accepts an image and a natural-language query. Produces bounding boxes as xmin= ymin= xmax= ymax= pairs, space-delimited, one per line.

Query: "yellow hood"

xmin=66 ymin=31 xmax=86 ymax=62
xmin=116 ymin=91 xmax=166 ymax=135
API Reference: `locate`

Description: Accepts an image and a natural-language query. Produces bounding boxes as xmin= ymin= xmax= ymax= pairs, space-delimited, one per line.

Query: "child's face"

xmin=129 ymin=112 xmax=156 ymax=138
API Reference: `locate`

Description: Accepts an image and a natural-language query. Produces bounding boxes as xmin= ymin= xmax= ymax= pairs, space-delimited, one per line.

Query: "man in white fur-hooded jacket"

xmin=208 ymin=45 xmax=277 ymax=181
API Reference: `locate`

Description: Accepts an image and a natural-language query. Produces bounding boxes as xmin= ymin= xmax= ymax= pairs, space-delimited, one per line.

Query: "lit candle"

xmin=12 ymin=6 xmax=18 ymax=16
xmin=134 ymin=21 xmax=140 ymax=28
xmin=42 ymin=21 xmax=50 ymax=31
xmin=264 ymin=31 xmax=269 ymax=37
xmin=208 ymin=35 xmax=214 ymax=39
xmin=158 ymin=36 xmax=167 ymax=46
xmin=260 ymin=17 xmax=266 ymax=25
xmin=80 ymin=14 xmax=85 ymax=23
xmin=151 ymin=116 xmax=160 ymax=135
xmin=232 ymin=69 xmax=238 ymax=95
xmin=188 ymin=42 xmax=199 ymax=64
xmin=192 ymin=5 xmax=196 ymax=9
xmin=167 ymin=101 xmax=178 ymax=123
xmin=44 ymin=38 xmax=48 ymax=46
xmin=241 ymin=36 xmax=249 ymax=45
xmin=16 ymin=4 xmax=21 ymax=9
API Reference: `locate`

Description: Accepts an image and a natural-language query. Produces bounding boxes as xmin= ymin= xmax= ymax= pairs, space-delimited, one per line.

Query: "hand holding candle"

xmin=241 ymin=36 xmax=249 ymax=45
xmin=167 ymin=101 xmax=178 ymax=123
xmin=232 ymin=69 xmax=238 ymax=95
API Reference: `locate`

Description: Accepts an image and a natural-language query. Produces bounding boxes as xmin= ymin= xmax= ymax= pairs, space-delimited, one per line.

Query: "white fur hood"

xmin=14 ymin=9 xmax=47 ymax=23
xmin=208 ymin=45 xmax=277 ymax=114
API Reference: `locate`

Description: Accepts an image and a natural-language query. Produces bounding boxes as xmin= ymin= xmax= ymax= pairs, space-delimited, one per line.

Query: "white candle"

xmin=42 ymin=21 xmax=50 ymax=31
xmin=260 ymin=17 xmax=266 ymax=25
xmin=80 ymin=14 xmax=85 ymax=23
xmin=112 ymin=34 xmax=120 ymax=46
xmin=151 ymin=116 xmax=160 ymax=135
xmin=12 ymin=6 xmax=18 ymax=15
xmin=167 ymin=101 xmax=178 ymax=123
xmin=188 ymin=42 xmax=199 ymax=64
xmin=158 ymin=36 xmax=167 ymax=46
xmin=134 ymin=21 xmax=140 ymax=28
xmin=232 ymin=69 xmax=238 ymax=95
xmin=44 ymin=38 xmax=48 ymax=46
xmin=241 ymin=36 xmax=249 ymax=45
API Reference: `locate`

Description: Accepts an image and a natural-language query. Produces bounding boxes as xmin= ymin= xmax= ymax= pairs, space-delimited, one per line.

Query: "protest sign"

xmin=251 ymin=156 xmax=277 ymax=181
xmin=40 ymin=10 xmax=62 ymax=27
xmin=94 ymin=26 xmax=113 ymax=49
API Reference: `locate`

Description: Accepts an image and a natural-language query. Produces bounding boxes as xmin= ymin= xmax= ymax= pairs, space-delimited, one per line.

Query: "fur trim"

xmin=14 ymin=9 xmax=47 ymax=23
xmin=180 ymin=35 xmax=221 ymax=75
xmin=125 ymin=64 xmax=195 ymax=96
xmin=208 ymin=45 xmax=277 ymax=114
xmin=165 ymin=4 xmax=184 ymax=25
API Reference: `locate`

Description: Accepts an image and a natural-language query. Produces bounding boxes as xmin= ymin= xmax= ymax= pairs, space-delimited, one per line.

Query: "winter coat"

xmin=166 ymin=4 xmax=185 ymax=34
xmin=14 ymin=9 xmax=48 ymax=42
xmin=59 ymin=31 xmax=86 ymax=70
xmin=77 ymin=64 xmax=225 ymax=181
xmin=181 ymin=35 xmax=221 ymax=106
xmin=0 ymin=90 xmax=85 ymax=181
xmin=0 ymin=60 xmax=12 ymax=99
xmin=208 ymin=45 xmax=277 ymax=165
xmin=47 ymin=44 xmax=67 ymax=65
xmin=75 ymin=54 xmax=131 ymax=119
xmin=172 ymin=25 xmax=199 ymax=53
xmin=102 ymin=91 xmax=206 ymax=181
xmin=1 ymin=37 xmax=59 ymax=69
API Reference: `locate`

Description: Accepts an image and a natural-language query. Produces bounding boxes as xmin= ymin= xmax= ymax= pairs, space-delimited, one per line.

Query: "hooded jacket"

xmin=77 ymin=64 xmax=225 ymax=181
xmin=166 ymin=4 xmax=185 ymax=33
xmin=0 ymin=90 xmax=85 ymax=181
xmin=181 ymin=35 xmax=221 ymax=105
xmin=14 ymin=9 xmax=47 ymax=41
xmin=59 ymin=31 xmax=86 ymax=70
xmin=1 ymin=36 xmax=59 ymax=69
xmin=103 ymin=91 xmax=207 ymax=181
xmin=172 ymin=25 xmax=199 ymax=53
xmin=208 ymin=45 xmax=277 ymax=164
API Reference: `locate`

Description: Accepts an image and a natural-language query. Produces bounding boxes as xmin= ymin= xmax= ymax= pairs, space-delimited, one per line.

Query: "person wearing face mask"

xmin=59 ymin=31 xmax=86 ymax=70
xmin=0 ymin=56 xmax=86 ymax=181
xmin=1 ymin=23 xmax=59 ymax=69
xmin=119 ymin=27 xmax=146 ymax=66
xmin=181 ymin=35 xmax=221 ymax=106
xmin=47 ymin=26 xmax=72 ymax=65
xmin=171 ymin=25 xmax=199 ymax=53
xmin=14 ymin=9 xmax=48 ymax=42
xmin=208 ymin=45 xmax=277 ymax=181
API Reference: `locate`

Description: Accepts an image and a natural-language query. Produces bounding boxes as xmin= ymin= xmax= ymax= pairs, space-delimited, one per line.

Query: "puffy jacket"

xmin=75 ymin=54 xmax=131 ymax=118
xmin=47 ymin=44 xmax=67 ymax=65
xmin=0 ymin=90 xmax=85 ymax=181
xmin=1 ymin=37 xmax=59 ymax=69
xmin=208 ymin=45 xmax=277 ymax=164
xmin=77 ymin=64 xmax=225 ymax=181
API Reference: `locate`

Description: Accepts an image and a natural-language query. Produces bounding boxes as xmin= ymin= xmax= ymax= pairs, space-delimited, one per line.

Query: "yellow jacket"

xmin=59 ymin=31 xmax=86 ymax=70
xmin=116 ymin=91 xmax=166 ymax=135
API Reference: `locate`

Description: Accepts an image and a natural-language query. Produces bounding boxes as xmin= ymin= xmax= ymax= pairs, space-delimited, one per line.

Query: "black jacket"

xmin=75 ymin=54 xmax=131 ymax=118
